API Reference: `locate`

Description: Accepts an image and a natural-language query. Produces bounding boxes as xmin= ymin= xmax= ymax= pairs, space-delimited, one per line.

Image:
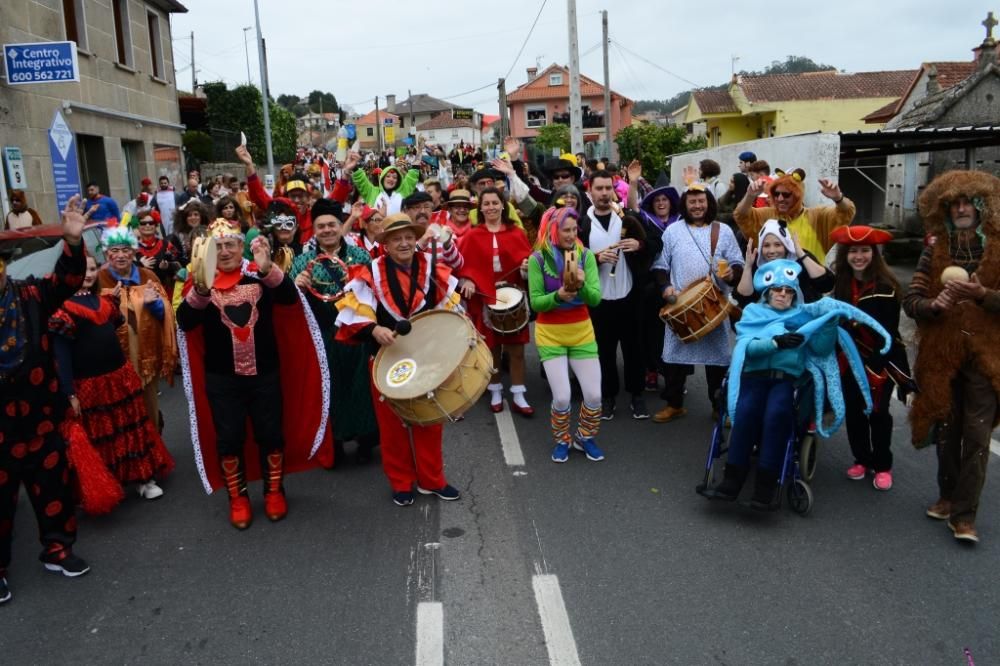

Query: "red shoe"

xmin=264 ymin=491 xmax=287 ymax=522
xmin=229 ymin=496 xmax=253 ymax=530
xmin=509 ymin=402 xmax=534 ymax=417
xmin=490 ymin=401 xmax=504 ymax=413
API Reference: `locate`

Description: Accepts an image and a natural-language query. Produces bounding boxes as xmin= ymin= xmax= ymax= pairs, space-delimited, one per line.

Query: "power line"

xmin=503 ymin=0 xmax=548 ymax=80
xmin=439 ymin=82 xmax=496 ymax=100
xmin=609 ymin=38 xmax=702 ymax=89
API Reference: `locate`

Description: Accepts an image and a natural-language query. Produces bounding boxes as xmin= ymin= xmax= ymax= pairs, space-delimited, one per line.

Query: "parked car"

xmin=0 ymin=223 xmax=105 ymax=280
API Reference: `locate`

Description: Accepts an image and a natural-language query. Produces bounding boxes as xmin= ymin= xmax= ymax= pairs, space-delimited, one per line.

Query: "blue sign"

xmin=48 ymin=110 xmax=81 ymax=213
xmin=4 ymin=41 xmax=79 ymax=86
xmin=345 ymin=124 xmax=356 ymax=140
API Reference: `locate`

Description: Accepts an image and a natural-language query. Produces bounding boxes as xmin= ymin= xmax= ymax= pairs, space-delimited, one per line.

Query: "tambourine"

xmin=191 ymin=235 xmax=217 ymax=292
xmin=303 ymin=253 xmax=350 ymax=303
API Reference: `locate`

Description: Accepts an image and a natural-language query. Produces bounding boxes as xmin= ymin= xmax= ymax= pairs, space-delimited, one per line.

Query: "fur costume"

xmin=908 ymin=170 xmax=1000 ymax=446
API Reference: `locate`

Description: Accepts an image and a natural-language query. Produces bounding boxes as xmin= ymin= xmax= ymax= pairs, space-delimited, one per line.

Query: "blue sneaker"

xmin=417 ymin=484 xmax=461 ymax=501
xmin=572 ymin=435 xmax=605 ymax=462
xmin=392 ymin=491 xmax=415 ymax=507
xmin=551 ymin=441 xmax=571 ymax=463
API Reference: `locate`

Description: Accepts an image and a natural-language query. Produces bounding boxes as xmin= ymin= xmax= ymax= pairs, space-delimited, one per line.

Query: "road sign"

xmin=452 ymin=108 xmax=475 ymax=120
xmin=48 ymin=110 xmax=81 ymax=212
xmin=3 ymin=147 xmax=27 ymax=189
xmin=383 ymin=117 xmax=394 ymax=125
xmin=4 ymin=41 xmax=79 ymax=86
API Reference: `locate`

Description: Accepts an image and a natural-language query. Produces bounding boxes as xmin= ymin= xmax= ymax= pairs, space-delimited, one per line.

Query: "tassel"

xmin=63 ymin=420 xmax=125 ymax=515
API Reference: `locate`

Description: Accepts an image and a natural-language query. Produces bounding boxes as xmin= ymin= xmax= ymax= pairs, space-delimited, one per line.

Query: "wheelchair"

xmin=695 ymin=374 xmax=818 ymax=515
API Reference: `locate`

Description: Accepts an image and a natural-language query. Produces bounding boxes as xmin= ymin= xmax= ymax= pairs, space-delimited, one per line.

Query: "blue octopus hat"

xmin=753 ymin=258 xmax=804 ymax=304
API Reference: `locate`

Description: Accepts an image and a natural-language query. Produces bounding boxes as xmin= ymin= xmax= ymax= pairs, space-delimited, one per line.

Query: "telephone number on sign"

xmin=10 ymin=70 xmax=74 ymax=82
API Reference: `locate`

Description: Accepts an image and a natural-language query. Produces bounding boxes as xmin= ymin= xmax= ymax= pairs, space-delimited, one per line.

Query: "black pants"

xmin=639 ymin=285 xmax=665 ymax=373
xmin=590 ymin=293 xmax=643 ymax=399
xmin=0 ymin=432 xmax=77 ymax=575
xmin=205 ymin=371 xmax=284 ymax=460
xmin=662 ymin=363 xmax=726 ymax=410
xmin=844 ymin=373 xmax=893 ymax=472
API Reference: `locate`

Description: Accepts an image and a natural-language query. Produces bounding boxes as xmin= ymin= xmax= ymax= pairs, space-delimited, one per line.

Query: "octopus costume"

xmin=50 ymin=293 xmax=174 ymax=487
xmin=336 ymin=214 xmax=463 ymax=502
xmin=176 ymin=221 xmax=331 ymax=528
xmin=0 ymin=240 xmax=87 ymax=584
xmin=290 ymin=233 xmax=378 ymax=462
xmin=903 ymin=170 xmax=1000 ymax=532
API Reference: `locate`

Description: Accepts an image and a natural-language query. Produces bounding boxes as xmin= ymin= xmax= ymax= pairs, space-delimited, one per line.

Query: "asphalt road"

xmin=6 ymin=316 xmax=1000 ymax=665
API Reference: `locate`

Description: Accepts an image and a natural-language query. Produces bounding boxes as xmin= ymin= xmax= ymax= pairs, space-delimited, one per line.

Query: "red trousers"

xmin=370 ymin=373 xmax=447 ymax=493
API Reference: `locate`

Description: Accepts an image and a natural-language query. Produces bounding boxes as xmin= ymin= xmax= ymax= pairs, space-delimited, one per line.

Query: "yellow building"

xmin=685 ymin=70 xmax=917 ymax=147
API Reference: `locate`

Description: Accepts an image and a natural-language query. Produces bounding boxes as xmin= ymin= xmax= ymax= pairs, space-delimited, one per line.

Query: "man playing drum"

xmin=652 ymin=185 xmax=744 ymax=423
xmin=336 ymin=213 xmax=464 ymax=507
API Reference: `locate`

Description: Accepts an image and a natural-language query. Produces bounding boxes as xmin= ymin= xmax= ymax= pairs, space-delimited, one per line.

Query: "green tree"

xmin=615 ymin=124 xmax=703 ymax=178
xmin=182 ymin=130 xmax=212 ymax=161
xmin=204 ymin=82 xmax=298 ymax=164
xmin=534 ymin=124 xmax=571 ymax=156
xmin=307 ymin=90 xmax=339 ymax=115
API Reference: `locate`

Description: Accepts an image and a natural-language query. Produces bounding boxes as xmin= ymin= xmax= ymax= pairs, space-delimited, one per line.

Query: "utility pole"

xmin=189 ymin=31 xmax=196 ymax=93
xmin=242 ymin=27 xmax=252 ymax=84
xmin=497 ymin=78 xmax=508 ymax=141
xmin=407 ymin=88 xmax=415 ymax=144
xmin=566 ymin=0 xmax=584 ymax=153
xmin=602 ymin=10 xmax=614 ymax=162
xmin=253 ymin=0 xmax=274 ymax=178
xmin=375 ymin=96 xmax=383 ymax=154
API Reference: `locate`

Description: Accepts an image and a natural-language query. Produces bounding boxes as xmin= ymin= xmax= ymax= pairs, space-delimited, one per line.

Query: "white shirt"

xmin=587 ymin=207 xmax=632 ymax=301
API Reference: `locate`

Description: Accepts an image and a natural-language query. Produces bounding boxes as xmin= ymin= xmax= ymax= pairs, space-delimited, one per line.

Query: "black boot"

xmin=709 ymin=464 xmax=748 ymax=501
xmin=749 ymin=468 xmax=780 ymax=511
xmin=356 ymin=432 xmax=378 ymax=464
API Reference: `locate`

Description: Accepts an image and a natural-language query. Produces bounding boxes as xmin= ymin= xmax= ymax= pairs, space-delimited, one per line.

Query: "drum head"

xmin=374 ymin=310 xmax=475 ymax=400
xmin=192 ymin=237 xmax=218 ymax=289
xmin=490 ymin=286 xmax=524 ymax=311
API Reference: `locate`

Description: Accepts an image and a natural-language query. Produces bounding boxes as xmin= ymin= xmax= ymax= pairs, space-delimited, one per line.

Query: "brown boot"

xmin=221 ymin=455 xmax=252 ymax=530
xmin=263 ymin=451 xmax=287 ymax=522
xmin=948 ymin=519 xmax=979 ymax=543
xmin=653 ymin=405 xmax=687 ymax=423
xmin=925 ymin=499 xmax=951 ymax=520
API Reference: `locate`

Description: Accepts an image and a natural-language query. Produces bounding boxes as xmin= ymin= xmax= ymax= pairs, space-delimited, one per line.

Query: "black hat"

xmin=468 ymin=168 xmax=504 ymax=184
xmin=311 ymin=197 xmax=343 ymax=222
xmin=542 ymin=158 xmax=583 ymax=182
xmin=402 ymin=191 xmax=433 ymax=208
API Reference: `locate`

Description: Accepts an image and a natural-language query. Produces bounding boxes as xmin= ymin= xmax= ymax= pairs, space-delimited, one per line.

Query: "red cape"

xmin=455 ymin=225 xmax=531 ymax=305
xmin=178 ymin=272 xmax=333 ymax=493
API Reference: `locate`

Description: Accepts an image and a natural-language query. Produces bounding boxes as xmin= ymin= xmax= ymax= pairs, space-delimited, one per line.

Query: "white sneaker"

xmin=138 ymin=480 xmax=164 ymax=500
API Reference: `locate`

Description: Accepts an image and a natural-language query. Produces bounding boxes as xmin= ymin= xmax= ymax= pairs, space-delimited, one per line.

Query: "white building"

xmin=415 ymin=113 xmax=481 ymax=152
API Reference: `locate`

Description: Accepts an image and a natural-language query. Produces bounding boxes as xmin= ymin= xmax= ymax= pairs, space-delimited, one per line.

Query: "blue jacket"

xmin=87 ymin=195 xmax=121 ymax=223
xmin=741 ymin=313 xmax=838 ymax=377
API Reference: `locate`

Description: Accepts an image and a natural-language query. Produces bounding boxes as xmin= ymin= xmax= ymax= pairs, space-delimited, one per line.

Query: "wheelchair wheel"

xmin=799 ymin=434 xmax=818 ymax=482
xmin=787 ymin=479 xmax=813 ymax=516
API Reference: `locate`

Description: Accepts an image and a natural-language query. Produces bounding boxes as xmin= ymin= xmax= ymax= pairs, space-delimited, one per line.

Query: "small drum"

xmin=659 ymin=277 xmax=733 ymax=343
xmin=190 ymin=236 xmax=217 ymax=291
xmin=373 ymin=310 xmax=494 ymax=425
xmin=484 ymin=284 xmax=529 ymax=334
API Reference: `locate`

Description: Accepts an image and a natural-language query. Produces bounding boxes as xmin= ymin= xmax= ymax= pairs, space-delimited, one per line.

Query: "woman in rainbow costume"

xmin=527 ymin=207 xmax=604 ymax=463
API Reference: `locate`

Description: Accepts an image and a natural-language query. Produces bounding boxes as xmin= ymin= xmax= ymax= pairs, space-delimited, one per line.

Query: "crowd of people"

xmin=1 ymin=136 xmax=997 ymax=607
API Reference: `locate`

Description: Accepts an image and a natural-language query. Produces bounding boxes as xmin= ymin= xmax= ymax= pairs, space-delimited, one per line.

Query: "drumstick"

xmin=392 ymin=320 xmax=412 ymax=338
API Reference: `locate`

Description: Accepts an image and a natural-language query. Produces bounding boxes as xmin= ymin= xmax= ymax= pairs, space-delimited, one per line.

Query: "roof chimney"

xmin=925 ymin=64 xmax=940 ymax=94
xmin=526 ymin=66 xmax=538 ymax=81
xmin=386 ymin=94 xmax=396 ymax=112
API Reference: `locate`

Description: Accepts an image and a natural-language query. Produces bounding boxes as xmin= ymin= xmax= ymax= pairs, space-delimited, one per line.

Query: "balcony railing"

xmin=552 ymin=111 xmax=606 ymax=128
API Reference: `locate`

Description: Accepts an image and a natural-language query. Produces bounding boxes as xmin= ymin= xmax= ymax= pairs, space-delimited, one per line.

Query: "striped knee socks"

xmin=551 ymin=405 xmax=571 ymax=444
xmin=578 ymin=403 xmax=602 ymax=440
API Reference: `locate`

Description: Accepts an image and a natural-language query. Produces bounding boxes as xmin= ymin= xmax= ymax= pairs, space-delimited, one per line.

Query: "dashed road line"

xmin=495 ymin=400 xmax=526 ymax=467
xmin=415 ymin=601 xmax=443 ymax=666
xmin=533 ymin=574 xmax=582 ymax=666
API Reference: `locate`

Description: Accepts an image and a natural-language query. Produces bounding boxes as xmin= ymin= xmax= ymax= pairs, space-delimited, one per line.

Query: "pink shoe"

xmin=846 ymin=463 xmax=867 ymax=480
xmin=873 ymin=470 xmax=893 ymax=491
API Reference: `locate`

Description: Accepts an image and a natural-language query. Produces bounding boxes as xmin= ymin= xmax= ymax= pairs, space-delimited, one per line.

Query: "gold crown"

xmin=208 ymin=218 xmax=244 ymax=240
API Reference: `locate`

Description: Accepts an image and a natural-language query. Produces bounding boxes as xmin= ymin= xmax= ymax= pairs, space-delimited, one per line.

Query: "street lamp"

xmin=242 ymin=26 xmax=252 ymax=84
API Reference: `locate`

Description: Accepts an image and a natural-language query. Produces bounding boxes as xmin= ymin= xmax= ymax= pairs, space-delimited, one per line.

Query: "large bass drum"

xmin=659 ymin=277 xmax=734 ymax=343
xmin=373 ymin=310 xmax=494 ymax=425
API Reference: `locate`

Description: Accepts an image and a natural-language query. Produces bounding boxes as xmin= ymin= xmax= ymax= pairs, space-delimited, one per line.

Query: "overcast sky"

xmin=170 ymin=1 xmax=997 ymax=114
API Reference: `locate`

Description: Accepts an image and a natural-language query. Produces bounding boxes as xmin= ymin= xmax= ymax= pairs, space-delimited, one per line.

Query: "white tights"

xmin=543 ymin=356 xmax=602 ymax=411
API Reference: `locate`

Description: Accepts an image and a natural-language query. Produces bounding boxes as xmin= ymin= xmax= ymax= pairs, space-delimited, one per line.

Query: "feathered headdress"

xmin=101 ymin=227 xmax=139 ymax=250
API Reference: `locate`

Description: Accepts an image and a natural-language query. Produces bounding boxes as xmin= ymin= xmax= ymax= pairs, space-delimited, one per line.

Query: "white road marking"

xmin=532 ymin=575 xmax=582 ymax=666
xmin=416 ymin=602 xmax=444 ymax=666
xmin=991 ymin=438 xmax=1000 ymax=457
xmin=495 ymin=401 xmax=526 ymax=466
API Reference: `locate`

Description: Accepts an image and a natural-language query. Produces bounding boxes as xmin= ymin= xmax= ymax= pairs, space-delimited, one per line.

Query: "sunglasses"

xmin=772 ymin=191 xmax=793 ymax=200
xmin=771 ymin=286 xmax=795 ymax=294
xmin=552 ymin=172 xmax=573 ymax=180
xmin=139 ymin=219 xmax=156 ymax=226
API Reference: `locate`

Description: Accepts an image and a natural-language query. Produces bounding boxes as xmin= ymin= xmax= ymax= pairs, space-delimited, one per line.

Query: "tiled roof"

xmin=416 ymin=113 xmax=477 ymax=131
xmin=507 ymin=64 xmax=629 ymax=103
xmin=692 ymin=89 xmax=738 ymax=114
xmin=354 ymin=109 xmax=400 ymax=125
xmin=392 ymin=94 xmax=457 ymax=114
xmin=863 ymin=61 xmax=978 ymax=123
xmin=739 ymin=69 xmax=917 ymax=102
xmin=862 ymin=99 xmax=901 ymax=122
xmin=890 ymin=61 xmax=1000 ymax=129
